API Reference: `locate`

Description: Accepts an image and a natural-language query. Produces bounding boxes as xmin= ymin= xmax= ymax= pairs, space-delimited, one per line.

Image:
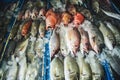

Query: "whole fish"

xmin=49 ymin=29 xmax=60 ymax=58
xmin=21 ymin=20 xmax=32 ymax=37
xmin=65 ymin=26 xmax=81 ymax=56
xmin=61 ymin=12 xmax=72 ymax=26
xmin=76 ymin=52 xmax=92 ymax=80
xmin=101 ymin=9 xmax=120 ymax=20
xmin=99 ymin=22 xmax=115 ymax=50
xmin=17 ymin=56 xmax=27 ymax=80
xmin=34 ymin=37 xmax=44 ymax=58
xmin=39 ymin=20 xmax=46 ymax=38
xmin=25 ymin=57 xmax=39 ymax=80
xmin=78 ymin=27 xmax=91 ymax=53
xmin=87 ymin=50 xmax=105 ymax=80
xmin=5 ymin=55 xmax=18 ymax=80
xmin=56 ymin=25 xmax=69 ymax=56
xmin=30 ymin=20 xmax=39 ymax=37
xmin=50 ymin=57 xmax=64 ymax=80
xmin=64 ymin=55 xmax=79 ymax=80
xmin=81 ymin=20 xmax=104 ymax=53
xmin=92 ymin=0 xmax=100 ymax=13
xmin=105 ymin=22 xmax=120 ymax=45
xmin=26 ymin=36 xmax=36 ymax=62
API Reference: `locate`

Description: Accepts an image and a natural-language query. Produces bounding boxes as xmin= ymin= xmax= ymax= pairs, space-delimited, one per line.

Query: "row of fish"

xmin=50 ymin=51 xmax=105 ymax=80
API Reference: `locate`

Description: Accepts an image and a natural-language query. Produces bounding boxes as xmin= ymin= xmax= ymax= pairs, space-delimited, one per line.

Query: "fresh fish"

xmin=39 ymin=20 xmax=46 ymax=38
xmin=76 ymin=52 xmax=92 ymax=80
xmin=5 ymin=40 xmax=16 ymax=58
xmin=92 ymin=0 xmax=100 ymax=13
xmin=25 ymin=57 xmax=40 ymax=80
xmin=30 ymin=20 xmax=39 ymax=37
xmin=87 ymin=50 xmax=105 ymax=80
xmin=9 ymin=22 xmax=19 ymax=40
xmin=56 ymin=25 xmax=69 ymax=56
xmin=26 ymin=36 xmax=36 ymax=62
xmin=64 ymin=55 xmax=79 ymax=80
xmin=78 ymin=27 xmax=91 ymax=53
xmin=65 ymin=26 xmax=80 ymax=56
xmin=61 ymin=12 xmax=72 ymax=26
xmin=21 ymin=20 xmax=32 ymax=37
xmin=5 ymin=55 xmax=18 ymax=80
xmin=101 ymin=9 xmax=120 ymax=20
xmin=49 ymin=29 xmax=60 ymax=58
xmin=50 ymin=57 xmax=64 ymax=80
xmin=69 ymin=0 xmax=83 ymax=5
xmin=99 ymin=22 xmax=115 ymax=50
xmin=14 ymin=38 xmax=29 ymax=56
xmin=31 ymin=7 xmax=38 ymax=20
xmin=34 ymin=37 xmax=44 ymax=58
xmin=73 ymin=12 xmax=84 ymax=27
xmin=17 ymin=56 xmax=27 ymax=80
xmin=46 ymin=9 xmax=57 ymax=30
xmin=81 ymin=20 xmax=104 ymax=53
xmin=105 ymin=22 xmax=120 ymax=45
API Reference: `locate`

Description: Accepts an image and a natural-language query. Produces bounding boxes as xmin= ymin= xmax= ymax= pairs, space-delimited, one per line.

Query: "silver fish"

xmin=49 ymin=29 xmax=60 ymax=58
xmin=87 ymin=51 xmax=105 ymax=80
xmin=50 ymin=57 xmax=64 ymax=80
xmin=30 ymin=20 xmax=39 ymax=37
xmin=105 ymin=22 xmax=120 ymax=45
xmin=39 ymin=20 xmax=46 ymax=38
xmin=99 ymin=22 xmax=115 ymax=50
xmin=101 ymin=9 xmax=120 ymax=20
xmin=26 ymin=36 xmax=36 ymax=62
xmin=69 ymin=0 xmax=83 ymax=5
xmin=64 ymin=55 xmax=79 ymax=80
xmin=76 ymin=52 xmax=92 ymax=80
xmin=34 ymin=37 xmax=44 ymax=58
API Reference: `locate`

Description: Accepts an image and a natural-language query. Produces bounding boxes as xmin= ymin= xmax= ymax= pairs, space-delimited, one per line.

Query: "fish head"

xmin=24 ymin=9 xmax=31 ymax=19
xmin=38 ymin=8 xmax=46 ymax=18
xmin=61 ymin=12 xmax=72 ymax=26
xmin=67 ymin=4 xmax=77 ymax=15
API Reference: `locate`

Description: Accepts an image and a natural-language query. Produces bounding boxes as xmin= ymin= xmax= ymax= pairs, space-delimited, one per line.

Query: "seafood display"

xmin=0 ymin=0 xmax=120 ymax=80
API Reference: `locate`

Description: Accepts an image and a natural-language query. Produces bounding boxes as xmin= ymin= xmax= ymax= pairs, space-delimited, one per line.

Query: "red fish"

xmin=21 ymin=20 xmax=32 ymax=36
xmin=73 ymin=12 xmax=84 ymax=27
